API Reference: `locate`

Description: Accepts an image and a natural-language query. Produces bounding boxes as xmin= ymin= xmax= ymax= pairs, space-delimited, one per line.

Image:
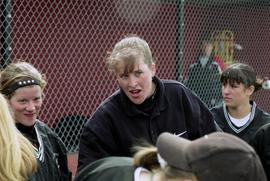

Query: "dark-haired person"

xmin=211 ymin=62 xmax=270 ymax=143
xmin=74 ymin=132 xmax=267 ymax=181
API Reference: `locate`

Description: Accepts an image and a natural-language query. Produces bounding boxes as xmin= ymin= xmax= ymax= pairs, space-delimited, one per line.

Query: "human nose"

xmin=222 ymin=85 xmax=231 ymax=94
xmin=128 ymin=75 xmax=138 ymax=87
xmin=25 ymin=101 xmax=36 ymax=111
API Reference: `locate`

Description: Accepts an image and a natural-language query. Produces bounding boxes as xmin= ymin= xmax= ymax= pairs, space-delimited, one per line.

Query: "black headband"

xmin=2 ymin=78 xmax=41 ymax=95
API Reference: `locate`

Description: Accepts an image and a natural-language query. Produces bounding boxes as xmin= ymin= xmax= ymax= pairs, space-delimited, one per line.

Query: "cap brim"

xmin=156 ymin=132 xmax=192 ymax=171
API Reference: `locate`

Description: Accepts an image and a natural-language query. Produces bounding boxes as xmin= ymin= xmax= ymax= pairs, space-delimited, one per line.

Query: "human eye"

xmin=34 ymin=96 xmax=42 ymax=102
xmin=231 ymin=83 xmax=241 ymax=88
xmin=18 ymin=99 xmax=27 ymax=104
xmin=134 ymin=70 xmax=143 ymax=77
xmin=119 ymin=73 xmax=129 ymax=80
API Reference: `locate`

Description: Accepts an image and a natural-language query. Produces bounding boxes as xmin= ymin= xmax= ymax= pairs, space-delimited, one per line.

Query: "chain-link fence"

xmin=1 ymin=0 xmax=270 ymax=156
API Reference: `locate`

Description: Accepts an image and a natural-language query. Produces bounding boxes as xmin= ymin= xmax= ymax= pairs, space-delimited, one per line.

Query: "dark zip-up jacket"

xmin=78 ymin=77 xmax=216 ymax=170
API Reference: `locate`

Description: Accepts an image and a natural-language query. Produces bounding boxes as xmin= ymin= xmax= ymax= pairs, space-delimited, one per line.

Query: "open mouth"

xmin=130 ymin=89 xmax=141 ymax=98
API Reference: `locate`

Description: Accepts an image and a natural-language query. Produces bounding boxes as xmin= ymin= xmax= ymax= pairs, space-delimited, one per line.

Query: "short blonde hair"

xmin=107 ymin=36 xmax=154 ymax=74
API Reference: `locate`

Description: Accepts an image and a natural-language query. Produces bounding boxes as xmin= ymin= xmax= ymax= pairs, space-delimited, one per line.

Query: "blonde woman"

xmin=78 ymin=35 xmax=216 ymax=170
xmin=0 ymin=93 xmax=37 ymax=181
xmin=0 ymin=61 xmax=71 ymax=180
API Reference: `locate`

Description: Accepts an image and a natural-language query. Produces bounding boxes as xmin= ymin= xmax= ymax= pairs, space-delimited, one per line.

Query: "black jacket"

xmin=78 ymin=77 xmax=217 ymax=170
xmin=17 ymin=121 xmax=71 ymax=181
xmin=250 ymin=123 xmax=270 ymax=180
xmin=185 ymin=56 xmax=222 ymax=108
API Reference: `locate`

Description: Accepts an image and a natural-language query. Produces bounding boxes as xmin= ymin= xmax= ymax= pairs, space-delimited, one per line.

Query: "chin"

xmin=224 ymin=100 xmax=232 ymax=105
xmin=133 ymin=101 xmax=143 ymax=105
xmin=129 ymin=96 xmax=143 ymax=104
xmin=226 ymin=103 xmax=237 ymax=108
xmin=132 ymin=99 xmax=144 ymax=105
xmin=24 ymin=120 xmax=37 ymax=126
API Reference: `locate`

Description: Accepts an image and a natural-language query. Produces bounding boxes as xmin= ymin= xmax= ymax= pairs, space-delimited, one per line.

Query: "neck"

xmin=150 ymin=82 xmax=157 ymax=99
xmin=227 ymin=103 xmax=251 ymax=119
xmin=16 ymin=122 xmax=35 ymax=131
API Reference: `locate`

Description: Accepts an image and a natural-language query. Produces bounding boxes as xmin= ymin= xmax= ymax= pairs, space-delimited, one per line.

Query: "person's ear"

xmin=246 ymin=85 xmax=255 ymax=96
xmin=150 ymin=63 xmax=156 ymax=76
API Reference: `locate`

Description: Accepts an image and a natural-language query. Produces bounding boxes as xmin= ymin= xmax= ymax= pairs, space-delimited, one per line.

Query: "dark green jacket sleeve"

xmin=74 ymin=157 xmax=135 ymax=181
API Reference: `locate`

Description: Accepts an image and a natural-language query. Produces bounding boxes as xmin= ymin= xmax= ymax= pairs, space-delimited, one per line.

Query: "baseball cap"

xmin=156 ymin=132 xmax=267 ymax=181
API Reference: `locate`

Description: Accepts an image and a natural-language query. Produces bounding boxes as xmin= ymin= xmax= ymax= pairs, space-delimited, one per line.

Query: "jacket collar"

xmin=223 ymin=100 xmax=257 ymax=134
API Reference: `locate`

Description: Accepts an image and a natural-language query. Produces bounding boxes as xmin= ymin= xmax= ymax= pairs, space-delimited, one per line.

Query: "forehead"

xmin=12 ymin=85 xmax=42 ymax=97
xmin=115 ymin=52 xmax=146 ymax=74
xmin=221 ymin=75 xmax=246 ymax=87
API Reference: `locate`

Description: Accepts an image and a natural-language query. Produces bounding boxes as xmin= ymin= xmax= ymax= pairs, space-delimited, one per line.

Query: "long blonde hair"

xmin=0 ymin=93 xmax=37 ymax=181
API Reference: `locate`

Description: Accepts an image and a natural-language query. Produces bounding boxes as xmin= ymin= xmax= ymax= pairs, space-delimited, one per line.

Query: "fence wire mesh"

xmin=1 ymin=0 xmax=270 ymax=154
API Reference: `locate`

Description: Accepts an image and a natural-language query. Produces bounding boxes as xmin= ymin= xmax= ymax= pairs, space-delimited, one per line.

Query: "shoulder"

xmin=100 ymin=89 xmax=121 ymax=107
xmin=95 ymin=90 xmax=120 ymax=109
xmin=92 ymin=90 xmax=122 ymax=114
xmin=257 ymin=123 xmax=270 ymax=134
xmin=256 ymin=106 xmax=270 ymax=117
xmin=35 ymin=120 xmax=66 ymax=148
xmin=252 ymin=123 xmax=270 ymax=144
xmin=262 ymin=111 xmax=270 ymax=120
xmin=160 ymin=79 xmax=195 ymax=97
xmin=83 ymin=156 xmax=133 ymax=170
xmin=210 ymin=104 xmax=225 ymax=120
xmin=161 ymin=79 xmax=188 ymax=90
xmin=210 ymin=104 xmax=223 ymax=113
xmin=159 ymin=78 xmax=212 ymax=109
xmin=74 ymin=157 xmax=134 ymax=181
xmin=94 ymin=156 xmax=133 ymax=167
xmin=35 ymin=120 xmax=54 ymax=134
xmin=254 ymin=106 xmax=270 ymax=123
xmin=35 ymin=120 xmax=60 ymax=139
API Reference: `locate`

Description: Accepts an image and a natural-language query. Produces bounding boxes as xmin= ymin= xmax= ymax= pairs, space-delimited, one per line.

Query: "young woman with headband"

xmin=0 ymin=61 xmax=71 ymax=181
